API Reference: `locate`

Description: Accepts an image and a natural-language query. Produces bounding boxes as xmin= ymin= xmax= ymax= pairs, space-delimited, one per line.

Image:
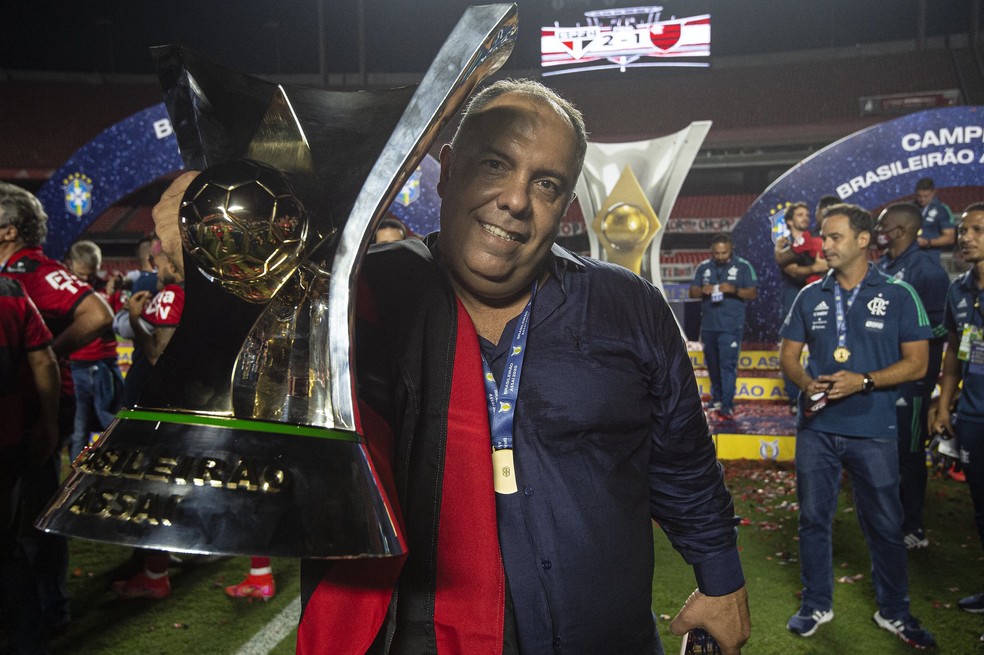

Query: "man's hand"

xmin=128 ymin=290 xmax=152 ymax=323
xmin=718 ymin=282 xmax=737 ymax=295
xmin=152 ymin=171 xmax=200 ymax=272
xmin=815 ymin=369 xmax=865 ymax=400
xmin=931 ymin=404 xmax=954 ymax=437
xmin=670 ymin=586 xmax=750 ymax=655
xmin=917 ymin=236 xmax=930 ymax=248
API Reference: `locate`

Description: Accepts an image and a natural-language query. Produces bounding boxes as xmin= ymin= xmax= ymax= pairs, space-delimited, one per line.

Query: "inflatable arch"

xmin=37 ymin=102 xmax=444 ymax=262
xmin=732 ymin=105 xmax=984 ymax=343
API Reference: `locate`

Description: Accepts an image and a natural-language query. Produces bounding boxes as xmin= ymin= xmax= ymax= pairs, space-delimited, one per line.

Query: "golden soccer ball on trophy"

xmin=179 ymin=159 xmax=308 ymax=302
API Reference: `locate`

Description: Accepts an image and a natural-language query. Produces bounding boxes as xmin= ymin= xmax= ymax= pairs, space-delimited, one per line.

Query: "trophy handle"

xmin=328 ymin=4 xmax=518 ymax=431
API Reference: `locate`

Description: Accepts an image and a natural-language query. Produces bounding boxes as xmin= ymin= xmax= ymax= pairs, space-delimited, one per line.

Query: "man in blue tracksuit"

xmin=913 ymin=177 xmax=955 ymax=264
xmin=875 ymin=203 xmax=951 ymax=550
xmin=933 ymin=202 xmax=984 ymax=628
xmin=690 ymin=233 xmax=757 ymax=420
xmin=780 ymin=203 xmax=936 ymax=649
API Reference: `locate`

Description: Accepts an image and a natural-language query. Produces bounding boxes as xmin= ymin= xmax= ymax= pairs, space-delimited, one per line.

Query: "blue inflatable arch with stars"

xmin=36 ymin=102 xmax=444 ymax=261
xmin=731 ymin=105 xmax=984 ymax=343
xmin=37 ymin=103 xmax=184 ymax=261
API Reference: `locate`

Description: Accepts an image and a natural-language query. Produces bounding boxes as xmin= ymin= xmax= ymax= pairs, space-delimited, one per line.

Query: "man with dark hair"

xmin=373 ymin=215 xmax=408 ymax=244
xmin=874 ymin=202 xmax=950 ymax=550
xmin=932 ymin=201 xmax=984 ymax=627
xmin=153 ymin=78 xmax=751 ymax=654
xmin=913 ymin=177 xmax=955 ymax=263
xmin=0 ymin=181 xmax=114 ymax=634
xmin=775 ymin=202 xmax=826 ymax=413
xmin=126 ymin=234 xmax=159 ymax=295
xmin=780 ymin=203 xmax=936 ymax=649
xmin=814 ymin=194 xmax=840 ymax=232
xmin=111 ymin=238 xmax=186 ymax=600
xmin=690 ymin=233 xmax=758 ymax=420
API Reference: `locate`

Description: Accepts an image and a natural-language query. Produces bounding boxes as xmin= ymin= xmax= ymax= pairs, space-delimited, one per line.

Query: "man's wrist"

xmin=694 ymin=549 xmax=745 ymax=597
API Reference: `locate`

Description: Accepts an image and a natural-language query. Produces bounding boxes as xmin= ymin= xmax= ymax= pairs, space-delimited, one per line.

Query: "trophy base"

xmin=35 ymin=409 xmax=404 ymax=559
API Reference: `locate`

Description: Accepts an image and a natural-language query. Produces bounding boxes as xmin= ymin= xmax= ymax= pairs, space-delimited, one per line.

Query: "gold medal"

xmin=492 ymin=449 xmax=518 ymax=495
xmin=833 ymin=346 xmax=851 ymax=363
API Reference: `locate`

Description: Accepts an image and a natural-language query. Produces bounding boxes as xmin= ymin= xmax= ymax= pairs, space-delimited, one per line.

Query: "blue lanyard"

xmin=833 ymin=282 xmax=861 ymax=350
xmin=481 ymin=281 xmax=537 ymax=452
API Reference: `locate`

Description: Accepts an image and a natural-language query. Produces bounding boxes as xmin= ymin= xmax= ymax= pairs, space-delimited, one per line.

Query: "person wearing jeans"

xmin=780 ymin=203 xmax=936 ymax=649
xmin=690 ymin=233 xmax=757 ymax=420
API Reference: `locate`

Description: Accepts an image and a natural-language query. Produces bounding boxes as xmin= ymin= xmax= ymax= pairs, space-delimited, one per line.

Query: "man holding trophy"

xmin=151 ymin=79 xmax=750 ymax=653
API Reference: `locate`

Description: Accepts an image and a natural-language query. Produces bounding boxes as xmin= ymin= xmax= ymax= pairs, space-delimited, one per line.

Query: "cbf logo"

xmin=769 ymin=202 xmax=791 ymax=244
xmin=867 ymin=294 xmax=889 ymax=316
xmin=395 ymin=166 xmax=421 ymax=207
xmin=63 ymin=172 xmax=94 ymax=218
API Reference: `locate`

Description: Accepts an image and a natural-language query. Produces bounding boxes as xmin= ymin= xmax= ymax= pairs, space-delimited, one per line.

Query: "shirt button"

xmin=524 ymin=486 xmax=533 ymax=496
xmin=541 ymin=559 xmax=552 ymax=570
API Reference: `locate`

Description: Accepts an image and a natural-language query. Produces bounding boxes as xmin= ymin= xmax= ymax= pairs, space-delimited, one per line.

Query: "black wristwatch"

xmin=861 ymin=373 xmax=875 ymax=394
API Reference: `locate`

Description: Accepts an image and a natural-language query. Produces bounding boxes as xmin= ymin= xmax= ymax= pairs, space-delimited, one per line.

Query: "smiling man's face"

xmin=436 ymin=92 xmax=579 ymax=307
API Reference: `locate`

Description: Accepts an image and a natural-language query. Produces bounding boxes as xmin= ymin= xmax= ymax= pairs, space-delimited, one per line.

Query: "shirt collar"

xmin=819 ymin=262 xmax=881 ymax=291
xmin=958 ymin=269 xmax=982 ymax=292
xmin=894 ymin=241 xmax=921 ymax=261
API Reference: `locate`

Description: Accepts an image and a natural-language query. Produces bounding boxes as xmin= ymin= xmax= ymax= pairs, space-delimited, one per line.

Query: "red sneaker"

xmin=111 ymin=571 xmax=171 ymax=600
xmin=949 ymin=466 xmax=967 ymax=483
xmin=225 ymin=573 xmax=275 ymax=600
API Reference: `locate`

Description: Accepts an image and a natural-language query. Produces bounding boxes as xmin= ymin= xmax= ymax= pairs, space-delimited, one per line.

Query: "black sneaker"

xmin=873 ymin=611 xmax=936 ymax=649
xmin=958 ymin=592 xmax=984 ymax=613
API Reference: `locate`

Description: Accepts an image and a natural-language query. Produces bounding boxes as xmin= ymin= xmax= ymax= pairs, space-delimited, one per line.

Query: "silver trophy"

xmin=36 ymin=4 xmax=518 ymax=558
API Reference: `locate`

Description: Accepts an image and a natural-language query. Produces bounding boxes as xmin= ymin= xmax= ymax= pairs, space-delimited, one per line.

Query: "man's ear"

xmin=857 ymin=230 xmax=871 ymax=250
xmin=437 ymin=144 xmax=453 ymax=198
xmin=0 ymin=222 xmax=18 ymax=243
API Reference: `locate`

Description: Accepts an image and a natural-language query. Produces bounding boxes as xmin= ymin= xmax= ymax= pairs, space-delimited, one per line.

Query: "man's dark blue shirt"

xmin=478 ymin=245 xmax=743 ymax=654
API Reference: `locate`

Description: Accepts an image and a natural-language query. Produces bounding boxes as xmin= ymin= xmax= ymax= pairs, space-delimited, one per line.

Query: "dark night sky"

xmin=0 ymin=1 xmax=974 ymax=77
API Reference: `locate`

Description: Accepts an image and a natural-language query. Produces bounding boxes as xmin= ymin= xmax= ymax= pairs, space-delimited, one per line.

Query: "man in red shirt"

xmin=774 ymin=201 xmax=827 ymax=414
xmin=0 ymin=181 xmax=113 ymax=633
xmin=65 ymin=240 xmax=124 ymax=459
xmin=0 ymin=276 xmax=60 ymax=654
xmin=111 ymin=237 xmax=186 ymax=600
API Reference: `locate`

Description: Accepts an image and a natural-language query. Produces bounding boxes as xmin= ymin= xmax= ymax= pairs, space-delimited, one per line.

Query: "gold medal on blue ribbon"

xmin=833 ymin=346 xmax=851 ymax=363
xmin=492 ymin=449 xmax=519 ymax=495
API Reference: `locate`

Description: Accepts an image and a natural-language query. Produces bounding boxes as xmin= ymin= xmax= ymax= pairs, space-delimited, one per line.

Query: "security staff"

xmin=913 ymin=177 xmax=955 ymax=264
xmin=875 ymin=202 xmax=950 ymax=550
xmin=689 ymin=233 xmax=757 ymax=420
